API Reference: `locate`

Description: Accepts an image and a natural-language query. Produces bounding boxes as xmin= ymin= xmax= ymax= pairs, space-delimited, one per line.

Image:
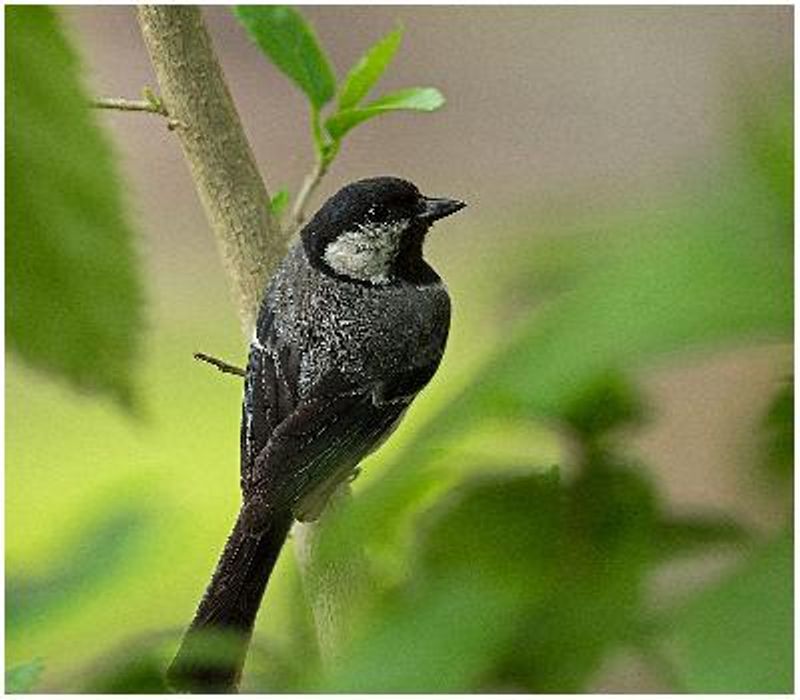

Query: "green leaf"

xmin=325 ymin=578 xmax=512 ymax=693
xmin=319 ymin=463 xmax=660 ymax=692
xmin=322 ymin=471 xmax=561 ymax=692
xmin=6 ymin=659 xmax=44 ymax=693
xmin=268 ymin=189 xmax=290 ymax=217
xmin=664 ymin=531 xmax=793 ymax=692
xmin=325 ymin=87 xmax=445 ymax=141
xmin=6 ymin=6 xmax=144 ymax=407
xmin=234 ymin=6 xmax=335 ymax=110
xmin=510 ymin=458 xmax=659 ymax=692
xmin=338 ymin=25 xmax=404 ymax=111
xmin=414 ymin=470 xmax=563 ymax=595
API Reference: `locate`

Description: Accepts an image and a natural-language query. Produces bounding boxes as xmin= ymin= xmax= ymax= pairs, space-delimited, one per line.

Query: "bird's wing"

xmin=239 ymin=306 xmax=302 ymax=490
xmin=257 ymin=388 xmax=407 ymax=520
xmin=241 ymin=299 xmax=444 ymax=524
xmin=244 ymin=360 xmax=442 ymax=524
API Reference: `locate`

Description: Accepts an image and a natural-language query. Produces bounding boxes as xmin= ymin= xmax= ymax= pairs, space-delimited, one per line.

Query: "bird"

xmin=167 ymin=176 xmax=465 ymax=692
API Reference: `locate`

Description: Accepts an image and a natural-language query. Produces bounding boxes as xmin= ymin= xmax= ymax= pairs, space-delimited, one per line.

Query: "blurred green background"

xmin=7 ymin=5 xmax=792 ymax=693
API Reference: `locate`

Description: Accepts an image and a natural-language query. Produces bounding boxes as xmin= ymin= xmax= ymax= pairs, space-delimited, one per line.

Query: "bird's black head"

xmin=301 ymin=176 xmax=465 ymax=286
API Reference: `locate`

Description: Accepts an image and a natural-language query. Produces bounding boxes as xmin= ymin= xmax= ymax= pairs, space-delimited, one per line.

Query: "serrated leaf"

xmin=6 ymin=659 xmax=44 ymax=693
xmin=325 ymin=87 xmax=444 ymax=141
xmin=338 ymin=25 xmax=403 ymax=111
xmin=6 ymin=6 xmax=143 ymax=407
xmin=234 ymin=6 xmax=335 ymax=110
xmin=268 ymin=189 xmax=290 ymax=217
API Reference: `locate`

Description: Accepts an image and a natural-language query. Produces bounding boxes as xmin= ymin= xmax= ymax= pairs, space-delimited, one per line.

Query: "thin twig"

xmin=193 ymin=352 xmax=246 ymax=377
xmin=92 ymin=96 xmax=166 ymax=115
xmin=91 ymin=95 xmax=185 ymax=130
xmin=289 ymin=158 xmax=327 ymax=234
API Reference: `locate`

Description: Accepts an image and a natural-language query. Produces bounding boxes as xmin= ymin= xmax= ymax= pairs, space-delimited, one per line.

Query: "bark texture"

xmin=137 ymin=5 xmax=286 ymax=333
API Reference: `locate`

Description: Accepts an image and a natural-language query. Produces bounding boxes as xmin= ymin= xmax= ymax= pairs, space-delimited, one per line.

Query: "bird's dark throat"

xmin=393 ymin=226 xmax=440 ymax=285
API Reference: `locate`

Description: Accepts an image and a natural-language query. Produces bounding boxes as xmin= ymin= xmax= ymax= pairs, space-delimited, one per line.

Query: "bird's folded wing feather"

xmin=240 ymin=306 xmax=301 ymax=489
xmin=254 ymin=388 xmax=409 ymax=520
xmin=241 ymin=306 xmax=442 ymax=522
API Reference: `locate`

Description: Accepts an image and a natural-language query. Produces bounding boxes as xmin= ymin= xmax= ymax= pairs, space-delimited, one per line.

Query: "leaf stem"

xmin=289 ymin=105 xmax=343 ymax=234
xmin=290 ymin=157 xmax=328 ymax=234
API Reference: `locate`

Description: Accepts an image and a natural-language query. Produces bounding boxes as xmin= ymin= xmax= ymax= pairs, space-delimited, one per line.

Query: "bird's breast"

xmin=267 ymin=245 xmax=449 ymax=400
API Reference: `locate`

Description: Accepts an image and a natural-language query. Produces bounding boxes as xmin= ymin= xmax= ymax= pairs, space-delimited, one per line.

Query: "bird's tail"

xmin=167 ymin=507 xmax=293 ymax=693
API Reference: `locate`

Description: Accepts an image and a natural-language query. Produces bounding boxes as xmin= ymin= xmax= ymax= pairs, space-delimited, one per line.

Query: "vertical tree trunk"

xmin=136 ymin=5 xmax=366 ymax=687
xmin=138 ymin=5 xmax=286 ymax=334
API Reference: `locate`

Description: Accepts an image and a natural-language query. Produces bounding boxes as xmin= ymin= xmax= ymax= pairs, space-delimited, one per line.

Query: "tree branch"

xmin=137 ymin=5 xmax=287 ymax=335
xmin=193 ymin=352 xmax=246 ymax=377
xmin=293 ymin=485 xmax=373 ymax=668
xmin=92 ymin=94 xmax=186 ymax=130
xmin=136 ymin=5 xmax=364 ymax=686
xmin=92 ymin=96 xmax=166 ymax=114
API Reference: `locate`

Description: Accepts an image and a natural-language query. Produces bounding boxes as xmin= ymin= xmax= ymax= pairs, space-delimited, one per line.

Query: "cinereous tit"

xmin=169 ymin=176 xmax=465 ymax=691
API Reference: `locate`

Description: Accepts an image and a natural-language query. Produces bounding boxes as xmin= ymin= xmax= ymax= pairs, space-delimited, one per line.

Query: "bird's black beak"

xmin=417 ymin=196 xmax=466 ymax=223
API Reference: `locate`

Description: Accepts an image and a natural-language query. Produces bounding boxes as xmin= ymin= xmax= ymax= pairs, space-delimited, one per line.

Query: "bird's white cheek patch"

xmin=323 ymin=219 xmax=409 ymax=284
